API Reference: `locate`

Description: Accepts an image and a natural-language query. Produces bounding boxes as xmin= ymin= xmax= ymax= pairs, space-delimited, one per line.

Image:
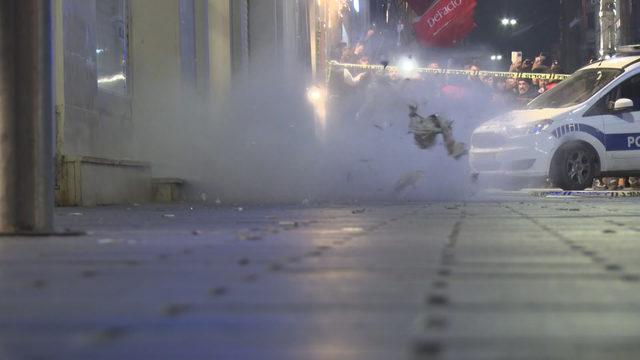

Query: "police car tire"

xmin=551 ymin=142 xmax=599 ymax=191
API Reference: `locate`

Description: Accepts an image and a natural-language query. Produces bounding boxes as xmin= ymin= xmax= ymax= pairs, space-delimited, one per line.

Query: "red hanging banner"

xmin=413 ymin=0 xmax=477 ymax=47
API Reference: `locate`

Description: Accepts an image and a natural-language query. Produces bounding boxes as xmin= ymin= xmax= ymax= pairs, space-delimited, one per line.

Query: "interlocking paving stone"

xmin=1 ymin=200 xmax=640 ymax=358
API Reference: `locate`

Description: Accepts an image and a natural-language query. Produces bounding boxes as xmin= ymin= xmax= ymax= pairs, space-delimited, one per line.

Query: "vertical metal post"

xmin=0 ymin=1 xmax=54 ymax=233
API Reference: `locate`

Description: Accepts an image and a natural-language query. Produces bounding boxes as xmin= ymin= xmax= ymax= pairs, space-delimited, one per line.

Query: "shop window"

xmin=96 ymin=0 xmax=128 ymax=95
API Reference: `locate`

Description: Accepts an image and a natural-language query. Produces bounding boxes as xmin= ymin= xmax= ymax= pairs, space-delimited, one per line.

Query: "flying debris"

xmin=408 ymin=105 xmax=468 ymax=159
xmin=394 ymin=170 xmax=425 ymax=194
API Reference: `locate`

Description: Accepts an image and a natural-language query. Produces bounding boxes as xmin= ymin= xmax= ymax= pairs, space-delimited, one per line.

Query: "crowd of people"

xmin=329 ymin=27 xmax=561 ymax=122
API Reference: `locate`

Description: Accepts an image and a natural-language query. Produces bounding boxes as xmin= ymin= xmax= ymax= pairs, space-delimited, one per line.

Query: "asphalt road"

xmin=1 ymin=196 xmax=640 ymax=359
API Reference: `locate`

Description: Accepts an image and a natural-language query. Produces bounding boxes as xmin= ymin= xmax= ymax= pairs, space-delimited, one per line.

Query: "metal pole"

xmin=0 ymin=1 xmax=54 ymax=233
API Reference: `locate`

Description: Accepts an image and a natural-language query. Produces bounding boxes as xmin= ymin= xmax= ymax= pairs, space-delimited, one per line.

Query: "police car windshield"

xmin=528 ymin=68 xmax=622 ymax=109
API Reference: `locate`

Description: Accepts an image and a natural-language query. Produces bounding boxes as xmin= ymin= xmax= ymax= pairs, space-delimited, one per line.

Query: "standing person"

xmin=532 ymin=53 xmax=549 ymax=73
xmin=515 ymin=78 xmax=539 ymax=107
xmin=537 ymin=78 xmax=549 ymax=94
xmin=362 ymin=25 xmax=382 ymax=62
xmin=521 ymin=58 xmax=533 ymax=73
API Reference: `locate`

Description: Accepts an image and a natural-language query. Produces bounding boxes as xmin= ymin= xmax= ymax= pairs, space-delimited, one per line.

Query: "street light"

xmin=398 ymin=56 xmax=418 ymax=78
xmin=501 ymin=17 xmax=518 ymax=26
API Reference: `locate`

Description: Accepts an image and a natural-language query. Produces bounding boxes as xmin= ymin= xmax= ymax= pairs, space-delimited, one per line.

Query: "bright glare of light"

xmin=307 ymin=86 xmax=328 ymax=141
xmin=353 ymin=0 xmax=360 ymax=13
xmin=490 ymin=55 xmax=497 ymax=60
xmin=510 ymin=18 xmax=517 ymax=25
xmin=501 ymin=18 xmax=509 ymax=26
xmin=97 ymin=73 xmax=126 ymax=84
xmin=497 ymin=55 xmax=503 ymax=60
xmin=96 ymin=48 xmax=105 ymax=55
xmin=307 ymin=86 xmax=325 ymax=103
xmin=398 ymin=57 xmax=418 ymax=77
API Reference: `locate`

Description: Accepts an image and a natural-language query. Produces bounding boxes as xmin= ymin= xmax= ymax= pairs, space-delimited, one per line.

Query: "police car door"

xmin=601 ymin=74 xmax=640 ymax=170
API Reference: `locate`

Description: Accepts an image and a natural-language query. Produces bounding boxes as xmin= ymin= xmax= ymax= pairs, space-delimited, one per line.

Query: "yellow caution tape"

xmin=328 ymin=61 xmax=571 ymax=81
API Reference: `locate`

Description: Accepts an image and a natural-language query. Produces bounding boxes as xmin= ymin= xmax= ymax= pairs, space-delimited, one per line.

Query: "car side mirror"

xmin=613 ymin=98 xmax=634 ymax=111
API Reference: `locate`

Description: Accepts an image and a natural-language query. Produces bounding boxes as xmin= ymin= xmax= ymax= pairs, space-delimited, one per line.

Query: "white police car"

xmin=470 ymin=55 xmax=640 ymax=190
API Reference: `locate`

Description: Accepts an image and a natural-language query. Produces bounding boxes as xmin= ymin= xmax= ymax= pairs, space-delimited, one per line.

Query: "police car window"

xmin=618 ymin=74 xmax=640 ymax=111
xmin=528 ymin=68 xmax=622 ymax=109
xmin=584 ymin=73 xmax=640 ymax=116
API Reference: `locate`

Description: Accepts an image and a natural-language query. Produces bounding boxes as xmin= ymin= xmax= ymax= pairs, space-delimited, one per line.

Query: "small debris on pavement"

xmin=278 ymin=221 xmax=299 ymax=229
xmin=413 ymin=340 xmax=443 ymax=356
xmin=238 ymin=258 xmax=250 ymax=266
xmin=95 ymin=326 xmax=129 ymax=342
xmin=191 ymin=230 xmax=203 ymax=236
xmin=81 ymin=270 xmax=98 ymax=278
xmin=215 ymin=197 xmax=222 ymax=205
xmin=162 ymin=214 xmax=176 ymax=218
xmin=68 ymin=212 xmax=83 ymax=216
xmin=237 ymin=230 xmax=263 ymax=241
xmin=426 ymin=294 xmax=449 ymax=306
xmin=208 ymin=287 xmax=228 ymax=297
xmin=352 ymin=208 xmax=366 ymax=214
xmin=235 ymin=207 xmax=244 ymax=212
xmin=31 ymin=280 xmax=47 ymax=289
xmin=163 ymin=303 xmax=193 ymax=317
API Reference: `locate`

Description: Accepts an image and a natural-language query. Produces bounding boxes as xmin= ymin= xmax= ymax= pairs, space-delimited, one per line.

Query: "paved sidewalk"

xmin=1 ymin=199 xmax=640 ymax=359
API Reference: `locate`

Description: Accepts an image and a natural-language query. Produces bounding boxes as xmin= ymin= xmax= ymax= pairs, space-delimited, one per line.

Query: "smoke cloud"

xmin=135 ymin=42 xmax=513 ymax=205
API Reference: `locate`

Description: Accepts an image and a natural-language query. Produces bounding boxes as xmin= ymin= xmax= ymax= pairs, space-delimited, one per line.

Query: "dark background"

xmin=368 ymin=0 xmax=563 ymax=67
xmin=467 ymin=0 xmax=561 ymax=61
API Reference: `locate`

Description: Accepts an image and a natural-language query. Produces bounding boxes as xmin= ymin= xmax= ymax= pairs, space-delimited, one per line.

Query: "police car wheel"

xmin=551 ymin=143 xmax=598 ymax=190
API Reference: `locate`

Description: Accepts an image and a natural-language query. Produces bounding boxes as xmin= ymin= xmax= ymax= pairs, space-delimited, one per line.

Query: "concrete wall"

xmin=247 ymin=0 xmax=311 ymax=73
xmin=53 ymin=0 xmax=317 ymax=204
xmin=129 ymin=0 xmax=183 ymax=176
xmin=128 ymin=0 xmax=235 ymax=182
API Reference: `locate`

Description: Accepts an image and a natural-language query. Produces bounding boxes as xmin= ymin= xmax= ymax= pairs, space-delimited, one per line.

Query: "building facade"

xmin=54 ymin=0 xmax=335 ymax=205
xmin=560 ymin=0 xmax=640 ymax=72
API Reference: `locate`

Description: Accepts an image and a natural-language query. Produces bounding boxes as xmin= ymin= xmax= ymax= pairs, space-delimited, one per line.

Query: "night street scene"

xmin=6 ymin=0 xmax=640 ymax=359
